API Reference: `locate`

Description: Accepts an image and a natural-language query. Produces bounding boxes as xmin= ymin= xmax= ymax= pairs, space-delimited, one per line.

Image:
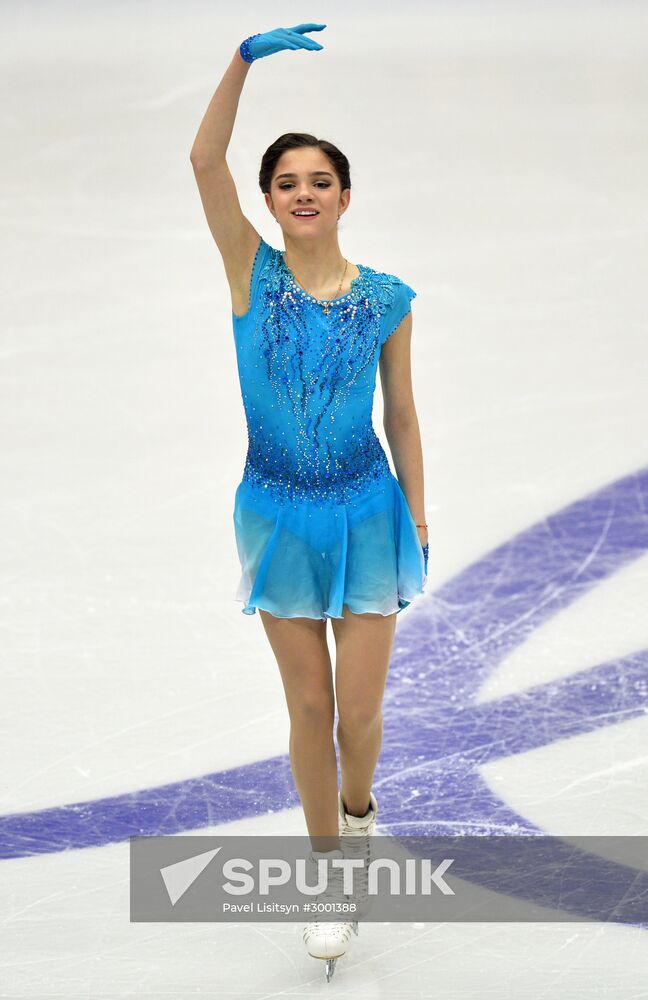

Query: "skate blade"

xmin=325 ymin=958 xmax=337 ymax=982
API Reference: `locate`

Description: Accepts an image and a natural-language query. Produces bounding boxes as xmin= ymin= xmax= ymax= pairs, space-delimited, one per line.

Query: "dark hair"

xmin=258 ymin=132 xmax=351 ymax=195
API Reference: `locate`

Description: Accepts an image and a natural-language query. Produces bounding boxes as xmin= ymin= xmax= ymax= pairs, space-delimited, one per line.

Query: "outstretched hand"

xmin=240 ymin=24 xmax=327 ymax=63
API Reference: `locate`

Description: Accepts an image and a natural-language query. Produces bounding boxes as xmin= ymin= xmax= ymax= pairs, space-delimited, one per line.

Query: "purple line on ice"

xmin=1 ymin=467 xmax=647 ymax=859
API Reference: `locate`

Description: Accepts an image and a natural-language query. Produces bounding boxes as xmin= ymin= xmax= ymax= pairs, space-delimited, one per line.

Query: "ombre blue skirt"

xmin=233 ymin=472 xmax=428 ymax=620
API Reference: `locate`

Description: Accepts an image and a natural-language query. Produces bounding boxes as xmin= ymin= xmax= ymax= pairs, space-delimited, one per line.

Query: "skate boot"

xmin=302 ymin=847 xmax=358 ymax=983
xmin=338 ymin=790 xmax=378 ymax=921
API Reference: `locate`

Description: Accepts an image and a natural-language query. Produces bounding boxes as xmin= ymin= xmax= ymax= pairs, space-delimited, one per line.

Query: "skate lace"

xmin=340 ymin=837 xmax=371 ymax=913
xmin=307 ymin=854 xmax=354 ymax=930
xmin=339 ymin=817 xmax=374 ymax=907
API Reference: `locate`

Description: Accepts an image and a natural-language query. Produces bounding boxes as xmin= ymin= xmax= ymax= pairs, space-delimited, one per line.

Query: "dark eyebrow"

xmin=275 ymin=171 xmax=334 ymax=180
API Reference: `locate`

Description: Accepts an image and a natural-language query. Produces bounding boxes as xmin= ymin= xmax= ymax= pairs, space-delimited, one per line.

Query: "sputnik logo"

xmin=160 ymin=847 xmax=222 ymax=905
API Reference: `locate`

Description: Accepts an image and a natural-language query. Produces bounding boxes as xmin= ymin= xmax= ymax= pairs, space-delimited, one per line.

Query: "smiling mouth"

xmin=292 ymin=211 xmax=320 ymax=218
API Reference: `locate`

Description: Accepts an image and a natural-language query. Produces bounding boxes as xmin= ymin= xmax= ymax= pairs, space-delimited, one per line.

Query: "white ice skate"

xmin=338 ymin=790 xmax=378 ymax=922
xmin=302 ymin=847 xmax=359 ymax=983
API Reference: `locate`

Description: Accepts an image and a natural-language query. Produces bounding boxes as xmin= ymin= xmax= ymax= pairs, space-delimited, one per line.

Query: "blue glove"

xmin=240 ymin=24 xmax=326 ymax=63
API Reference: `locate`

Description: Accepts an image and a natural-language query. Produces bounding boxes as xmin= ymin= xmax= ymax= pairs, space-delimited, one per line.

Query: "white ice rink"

xmin=2 ymin=0 xmax=648 ymax=995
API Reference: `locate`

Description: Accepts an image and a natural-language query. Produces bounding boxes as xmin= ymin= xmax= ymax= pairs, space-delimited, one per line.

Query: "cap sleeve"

xmin=379 ymin=277 xmax=417 ymax=347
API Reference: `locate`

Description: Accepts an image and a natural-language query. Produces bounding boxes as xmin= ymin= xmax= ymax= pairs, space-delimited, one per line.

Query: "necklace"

xmin=284 ymin=254 xmax=349 ymax=318
xmin=321 ymin=259 xmax=348 ymax=317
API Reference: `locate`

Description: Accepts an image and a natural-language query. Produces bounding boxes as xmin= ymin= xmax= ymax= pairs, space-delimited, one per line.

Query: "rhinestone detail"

xmin=233 ymin=241 xmax=410 ymax=508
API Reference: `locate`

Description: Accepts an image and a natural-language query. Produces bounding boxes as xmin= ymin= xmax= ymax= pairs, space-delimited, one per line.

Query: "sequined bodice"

xmin=232 ymin=239 xmax=415 ymax=508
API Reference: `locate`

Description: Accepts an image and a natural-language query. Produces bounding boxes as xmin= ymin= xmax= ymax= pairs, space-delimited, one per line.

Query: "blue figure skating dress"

xmin=231 ymin=236 xmax=427 ymax=619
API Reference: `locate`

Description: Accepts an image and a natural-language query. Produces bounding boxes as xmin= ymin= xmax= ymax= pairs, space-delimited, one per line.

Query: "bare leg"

xmin=331 ymin=604 xmax=398 ymax=817
xmin=258 ymin=609 xmax=339 ymax=851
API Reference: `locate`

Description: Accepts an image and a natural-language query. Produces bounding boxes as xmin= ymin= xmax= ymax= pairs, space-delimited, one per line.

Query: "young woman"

xmin=190 ymin=24 xmax=429 ymax=982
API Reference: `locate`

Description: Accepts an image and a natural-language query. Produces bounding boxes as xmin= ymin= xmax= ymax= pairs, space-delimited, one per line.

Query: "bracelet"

xmin=239 ymin=33 xmax=261 ymax=63
xmin=415 ymin=523 xmax=428 ymax=528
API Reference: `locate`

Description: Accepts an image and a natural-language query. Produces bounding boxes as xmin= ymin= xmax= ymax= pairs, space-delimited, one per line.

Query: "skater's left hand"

xmin=417 ymin=526 xmax=429 ymax=576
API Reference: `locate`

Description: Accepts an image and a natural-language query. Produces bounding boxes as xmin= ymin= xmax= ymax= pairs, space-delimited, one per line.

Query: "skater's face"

xmin=266 ymin=148 xmax=350 ymax=237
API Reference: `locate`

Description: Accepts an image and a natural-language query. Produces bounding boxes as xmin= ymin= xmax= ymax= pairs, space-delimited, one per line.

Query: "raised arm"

xmin=190 ymin=48 xmax=259 ymax=315
xmin=189 ymin=26 xmax=327 ymax=316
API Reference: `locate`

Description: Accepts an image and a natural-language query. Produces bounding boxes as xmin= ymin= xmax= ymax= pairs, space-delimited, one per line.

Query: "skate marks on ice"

xmin=1 ymin=466 xmax=647 ymax=870
xmin=381 ymin=463 xmax=648 ymax=837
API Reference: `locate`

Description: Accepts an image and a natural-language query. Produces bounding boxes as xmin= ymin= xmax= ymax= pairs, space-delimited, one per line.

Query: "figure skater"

xmin=190 ymin=23 xmax=429 ymax=982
